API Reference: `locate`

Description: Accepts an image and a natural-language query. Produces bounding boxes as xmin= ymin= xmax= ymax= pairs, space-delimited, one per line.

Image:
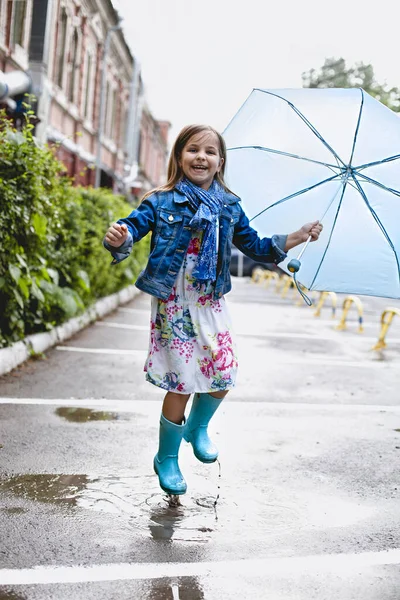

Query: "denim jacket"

xmin=103 ymin=188 xmax=287 ymax=300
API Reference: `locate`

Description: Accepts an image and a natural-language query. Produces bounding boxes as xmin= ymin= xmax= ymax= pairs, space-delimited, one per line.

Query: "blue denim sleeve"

xmin=232 ymin=205 xmax=288 ymax=264
xmin=103 ymin=232 xmax=133 ymax=265
xmin=102 ymin=194 xmax=158 ymax=265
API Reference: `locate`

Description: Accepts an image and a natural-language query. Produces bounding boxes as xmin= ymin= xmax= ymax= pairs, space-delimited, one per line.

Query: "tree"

xmin=302 ymin=57 xmax=400 ymax=112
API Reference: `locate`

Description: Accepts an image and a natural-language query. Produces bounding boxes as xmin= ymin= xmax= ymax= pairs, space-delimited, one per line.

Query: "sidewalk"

xmin=0 ymin=277 xmax=399 ymax=599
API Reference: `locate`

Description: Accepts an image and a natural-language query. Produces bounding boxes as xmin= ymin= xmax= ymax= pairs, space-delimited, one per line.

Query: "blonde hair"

xmin=141 ymin=124 xmax=233 ymax=201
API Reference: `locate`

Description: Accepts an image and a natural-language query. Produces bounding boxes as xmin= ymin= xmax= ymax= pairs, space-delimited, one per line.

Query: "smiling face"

xmin=179 ymin=131 xmax=224 ymax=190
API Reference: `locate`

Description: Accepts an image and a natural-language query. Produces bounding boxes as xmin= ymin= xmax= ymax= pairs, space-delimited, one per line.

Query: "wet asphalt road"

xmin=0 ymin=277 xmax=399 ymax=599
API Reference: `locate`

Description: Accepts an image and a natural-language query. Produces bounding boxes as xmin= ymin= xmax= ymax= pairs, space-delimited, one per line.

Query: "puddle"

xmin=0 ymin=592 xmax=27 ymax=600
xmin=266 ymin=337 xmax=339 ymax=354
xmin=302 ymin=493 xmax=375 ymax=528
xmin=55 ymin=407 xmax=119 ymax=422
xmin=1 ymin=507 xmax=27 ymax=515
xmin=145 ymin=493 xmax=218 ymax=543
xmin=0 ymin=474 xmax=89 ymax=506
xmin=0 ymin=471 xmax=303 ymax=544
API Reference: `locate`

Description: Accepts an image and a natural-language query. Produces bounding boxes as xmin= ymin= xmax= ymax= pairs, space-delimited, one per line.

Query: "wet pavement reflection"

xmin=0 ymin=472 xmax=221 ymax=544
xmin=0 ymin=466 xmax=308 ymax=547
xmin=147 ymin=494 xmax=216 ymax=543
xmin=0 ymin=474 xmax=89 ymax=506
xmin=0 ymin=592 xmax=27 ymax=600
xmin=146 ymin=577 xmax=205 ymax=599
xmin=55 ymin=407 xmax=119 ymax=422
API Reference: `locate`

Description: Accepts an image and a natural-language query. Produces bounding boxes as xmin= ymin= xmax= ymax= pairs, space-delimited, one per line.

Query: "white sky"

xmin=114 ymin=0 xmax=400 ymax=146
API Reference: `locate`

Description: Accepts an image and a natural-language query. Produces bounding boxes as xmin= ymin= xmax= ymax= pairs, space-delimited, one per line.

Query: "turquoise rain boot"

xmin=183 ymin=393 xmax=223 ymax=463
xmin=154 ymin=414 xmax=187 ymax=495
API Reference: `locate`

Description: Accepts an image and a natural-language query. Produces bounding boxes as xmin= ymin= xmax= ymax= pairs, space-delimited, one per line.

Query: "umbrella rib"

xmin=308 ymin=179 xmax=348 ymax=289
xmin=355 ymin=154 xmax=400 ymax=171
xmin=355 ymin=172 xmax=400 ymax=198
xmin=227 ymin=145 xmax=339 ymax=172
xmin=249 ymin=173 xmax=341 ymax=223
xmin=351 ymin=174 xmax=400 ymax=281
xmin=348 ymin=89 xmax=364 ymax=166
xmin=254 ymin=89 xmax=347 ymax=168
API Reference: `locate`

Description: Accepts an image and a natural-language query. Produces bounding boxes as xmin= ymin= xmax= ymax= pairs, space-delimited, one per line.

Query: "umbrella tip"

xmin=288 ymin=259 xmax=301 ymax=273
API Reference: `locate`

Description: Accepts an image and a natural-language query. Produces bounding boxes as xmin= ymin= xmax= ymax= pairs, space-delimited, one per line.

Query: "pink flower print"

xmin=217 ymin=331 xmax=232 ymax=346
xmin=212 ymin=345 xmax=235 ymax=372
xmin=166 ymin=287 xmax=177 ymax=303
xmin=199 ymin=357 xmax=214 ymax=379
xmin=188 ymin=237 xmax=201 ymax=256
xmin=198 ymin=293 xmax=212 ymax=306
xmin=177 ymin=383 xmax=185 ymax=392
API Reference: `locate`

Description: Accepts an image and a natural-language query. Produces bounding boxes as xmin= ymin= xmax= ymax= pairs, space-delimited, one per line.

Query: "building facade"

xmin=0 ymin=0 xmax=169 ymax=194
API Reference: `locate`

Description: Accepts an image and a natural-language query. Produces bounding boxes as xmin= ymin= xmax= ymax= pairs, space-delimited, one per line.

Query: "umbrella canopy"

xmin=223 ymin=88 xmax=400 ymax=299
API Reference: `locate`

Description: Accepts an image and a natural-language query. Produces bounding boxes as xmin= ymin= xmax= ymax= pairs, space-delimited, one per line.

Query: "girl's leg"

xmin=162 ymin=392 xmax=191 ymax=423
xmin=184 ymin=390 xmax=229 ymax=463
xmin=154 ymin=392 xmax=191 ymax=495
xmin=208 ymin=390 xmax=229 ymax=400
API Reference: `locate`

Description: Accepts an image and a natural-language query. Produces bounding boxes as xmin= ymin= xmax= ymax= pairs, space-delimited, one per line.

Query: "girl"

xmin=104 ymin=124 xmax=322 ymax=497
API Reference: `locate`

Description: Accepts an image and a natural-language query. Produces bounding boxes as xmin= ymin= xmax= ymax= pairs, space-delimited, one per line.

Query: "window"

xmin=104 ymin=80 xmax=110 ymax=136
xmin=83 ymin=52 xmax=94 ymax=120
xmin=56 ymin=8 xmax=68 ymax=88
xmin=104 ymin=81 xmax=117 ymax=140
xmin=110 ymin=87 xmax=117 ymax=140
xmin=67 ymin=28 xmax=78 ymax=102
xmin=11 ymin=0 xmax=26 ymax=46
xmin=119 ymin=104 xmax=126 ymax=147
xmin=4 ymin=0 xmax=29 ymax=48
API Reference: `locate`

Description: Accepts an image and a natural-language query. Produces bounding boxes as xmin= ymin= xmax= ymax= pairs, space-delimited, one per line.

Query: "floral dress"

xmin=144 ymin=231 xmax=238 ymax=393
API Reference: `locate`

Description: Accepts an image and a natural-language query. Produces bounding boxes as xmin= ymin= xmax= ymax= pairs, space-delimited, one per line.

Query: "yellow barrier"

xmin=276 ymin=273 xmax=291 ymax=294
xmin=281 ymin=276 xmax=295 ymax=298
xmin=291 ymin=283 xmax=318 ymax=306
xmin=371 ymin=308 xmax=400 ymax=351
xmin=251 ymin=267 xmax=265 ymax=283
xmin=335 ymin=295 xmax=364 ymax=333
xmin=314 ymin=291 xmax=338 ymax=319
xmin=263 ymin=271 xmax=279 ymax=289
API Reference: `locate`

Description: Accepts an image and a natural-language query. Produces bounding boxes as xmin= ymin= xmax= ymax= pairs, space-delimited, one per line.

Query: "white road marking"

xmin=95 ymin=322 xmax=148 ymax=331
xmin=118 ymin=307 xmax=149 ymax=314
xmin=0 ymin=549 xmax=399 ymax=585
xmin=171 ymin=583 xmax=180 ymax=599
xmin=96 ymin=321 xmax=396 ymax=344
xmin=237 ymin=330 xmax=400 ymax=344
xmin=55 ymin=346 xmax=146 ymax=356
xmin=54 ymin=345 xmax=391 ymax=367
xmin=0 ymin=398 xmax=400 ymax=413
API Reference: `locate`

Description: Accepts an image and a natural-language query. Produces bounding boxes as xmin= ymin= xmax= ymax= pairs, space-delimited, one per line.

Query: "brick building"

xmin=0 ymin=0 xmax=169 ymax=194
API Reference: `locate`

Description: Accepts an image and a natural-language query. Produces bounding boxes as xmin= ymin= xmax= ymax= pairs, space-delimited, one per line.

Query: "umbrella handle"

xmin=287 ymin=235 xmax=312 ymax=273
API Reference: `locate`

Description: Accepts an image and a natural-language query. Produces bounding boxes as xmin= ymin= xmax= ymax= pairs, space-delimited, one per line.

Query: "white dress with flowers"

xmin=144 ymin=231 xmax=238 ymax=393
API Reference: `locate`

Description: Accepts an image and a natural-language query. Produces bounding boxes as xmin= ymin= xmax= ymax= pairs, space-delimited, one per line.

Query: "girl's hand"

xmin=299 ymin=220 xmax=323 ymax=242
xmin=105 ymin=223 xmax=128 ymax=247
xmin=284 ymin=221 xmax=323 ymax=251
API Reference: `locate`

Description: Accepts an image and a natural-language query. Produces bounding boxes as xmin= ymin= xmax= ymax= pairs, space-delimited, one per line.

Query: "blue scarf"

xmin=175 ymin=177 xmax=224 ymax=282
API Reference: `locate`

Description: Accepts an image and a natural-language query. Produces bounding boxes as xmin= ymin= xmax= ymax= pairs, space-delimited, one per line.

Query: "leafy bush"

xmin=0 ymin=112 xmax=149 ymax=348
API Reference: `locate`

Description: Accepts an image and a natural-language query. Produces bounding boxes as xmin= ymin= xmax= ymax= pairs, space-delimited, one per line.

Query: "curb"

xmin=0 ymin=285 xmax=141 ymax=377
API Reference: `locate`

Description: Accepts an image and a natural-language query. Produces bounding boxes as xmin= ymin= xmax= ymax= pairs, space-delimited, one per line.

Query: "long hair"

xmin=141 ymin=124 xmax=234 ymax=201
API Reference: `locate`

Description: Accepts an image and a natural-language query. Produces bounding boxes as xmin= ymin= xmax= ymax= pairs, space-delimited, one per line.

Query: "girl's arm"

xmin=103 ymin=194 xmax=158 ymax=264
xmin=284 ymin=221 xmax=322 ymax=251
xmin=232 ymin=205 xmax=287 ymax=265
xmin=232 ymin=206 xmax=322 ymax=264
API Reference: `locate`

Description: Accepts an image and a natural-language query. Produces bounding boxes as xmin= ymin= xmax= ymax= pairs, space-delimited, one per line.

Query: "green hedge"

xmin=0 ymin=112 xmax=149 ymax=348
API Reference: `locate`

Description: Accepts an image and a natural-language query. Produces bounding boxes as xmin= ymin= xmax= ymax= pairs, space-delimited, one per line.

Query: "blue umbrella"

xmin=223 ymin=88 xmax=400 ymax=299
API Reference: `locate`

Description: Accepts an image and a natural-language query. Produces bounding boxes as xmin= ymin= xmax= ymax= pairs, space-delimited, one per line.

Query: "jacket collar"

xmin=173 ymin=188 xmax=239 ymax=205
